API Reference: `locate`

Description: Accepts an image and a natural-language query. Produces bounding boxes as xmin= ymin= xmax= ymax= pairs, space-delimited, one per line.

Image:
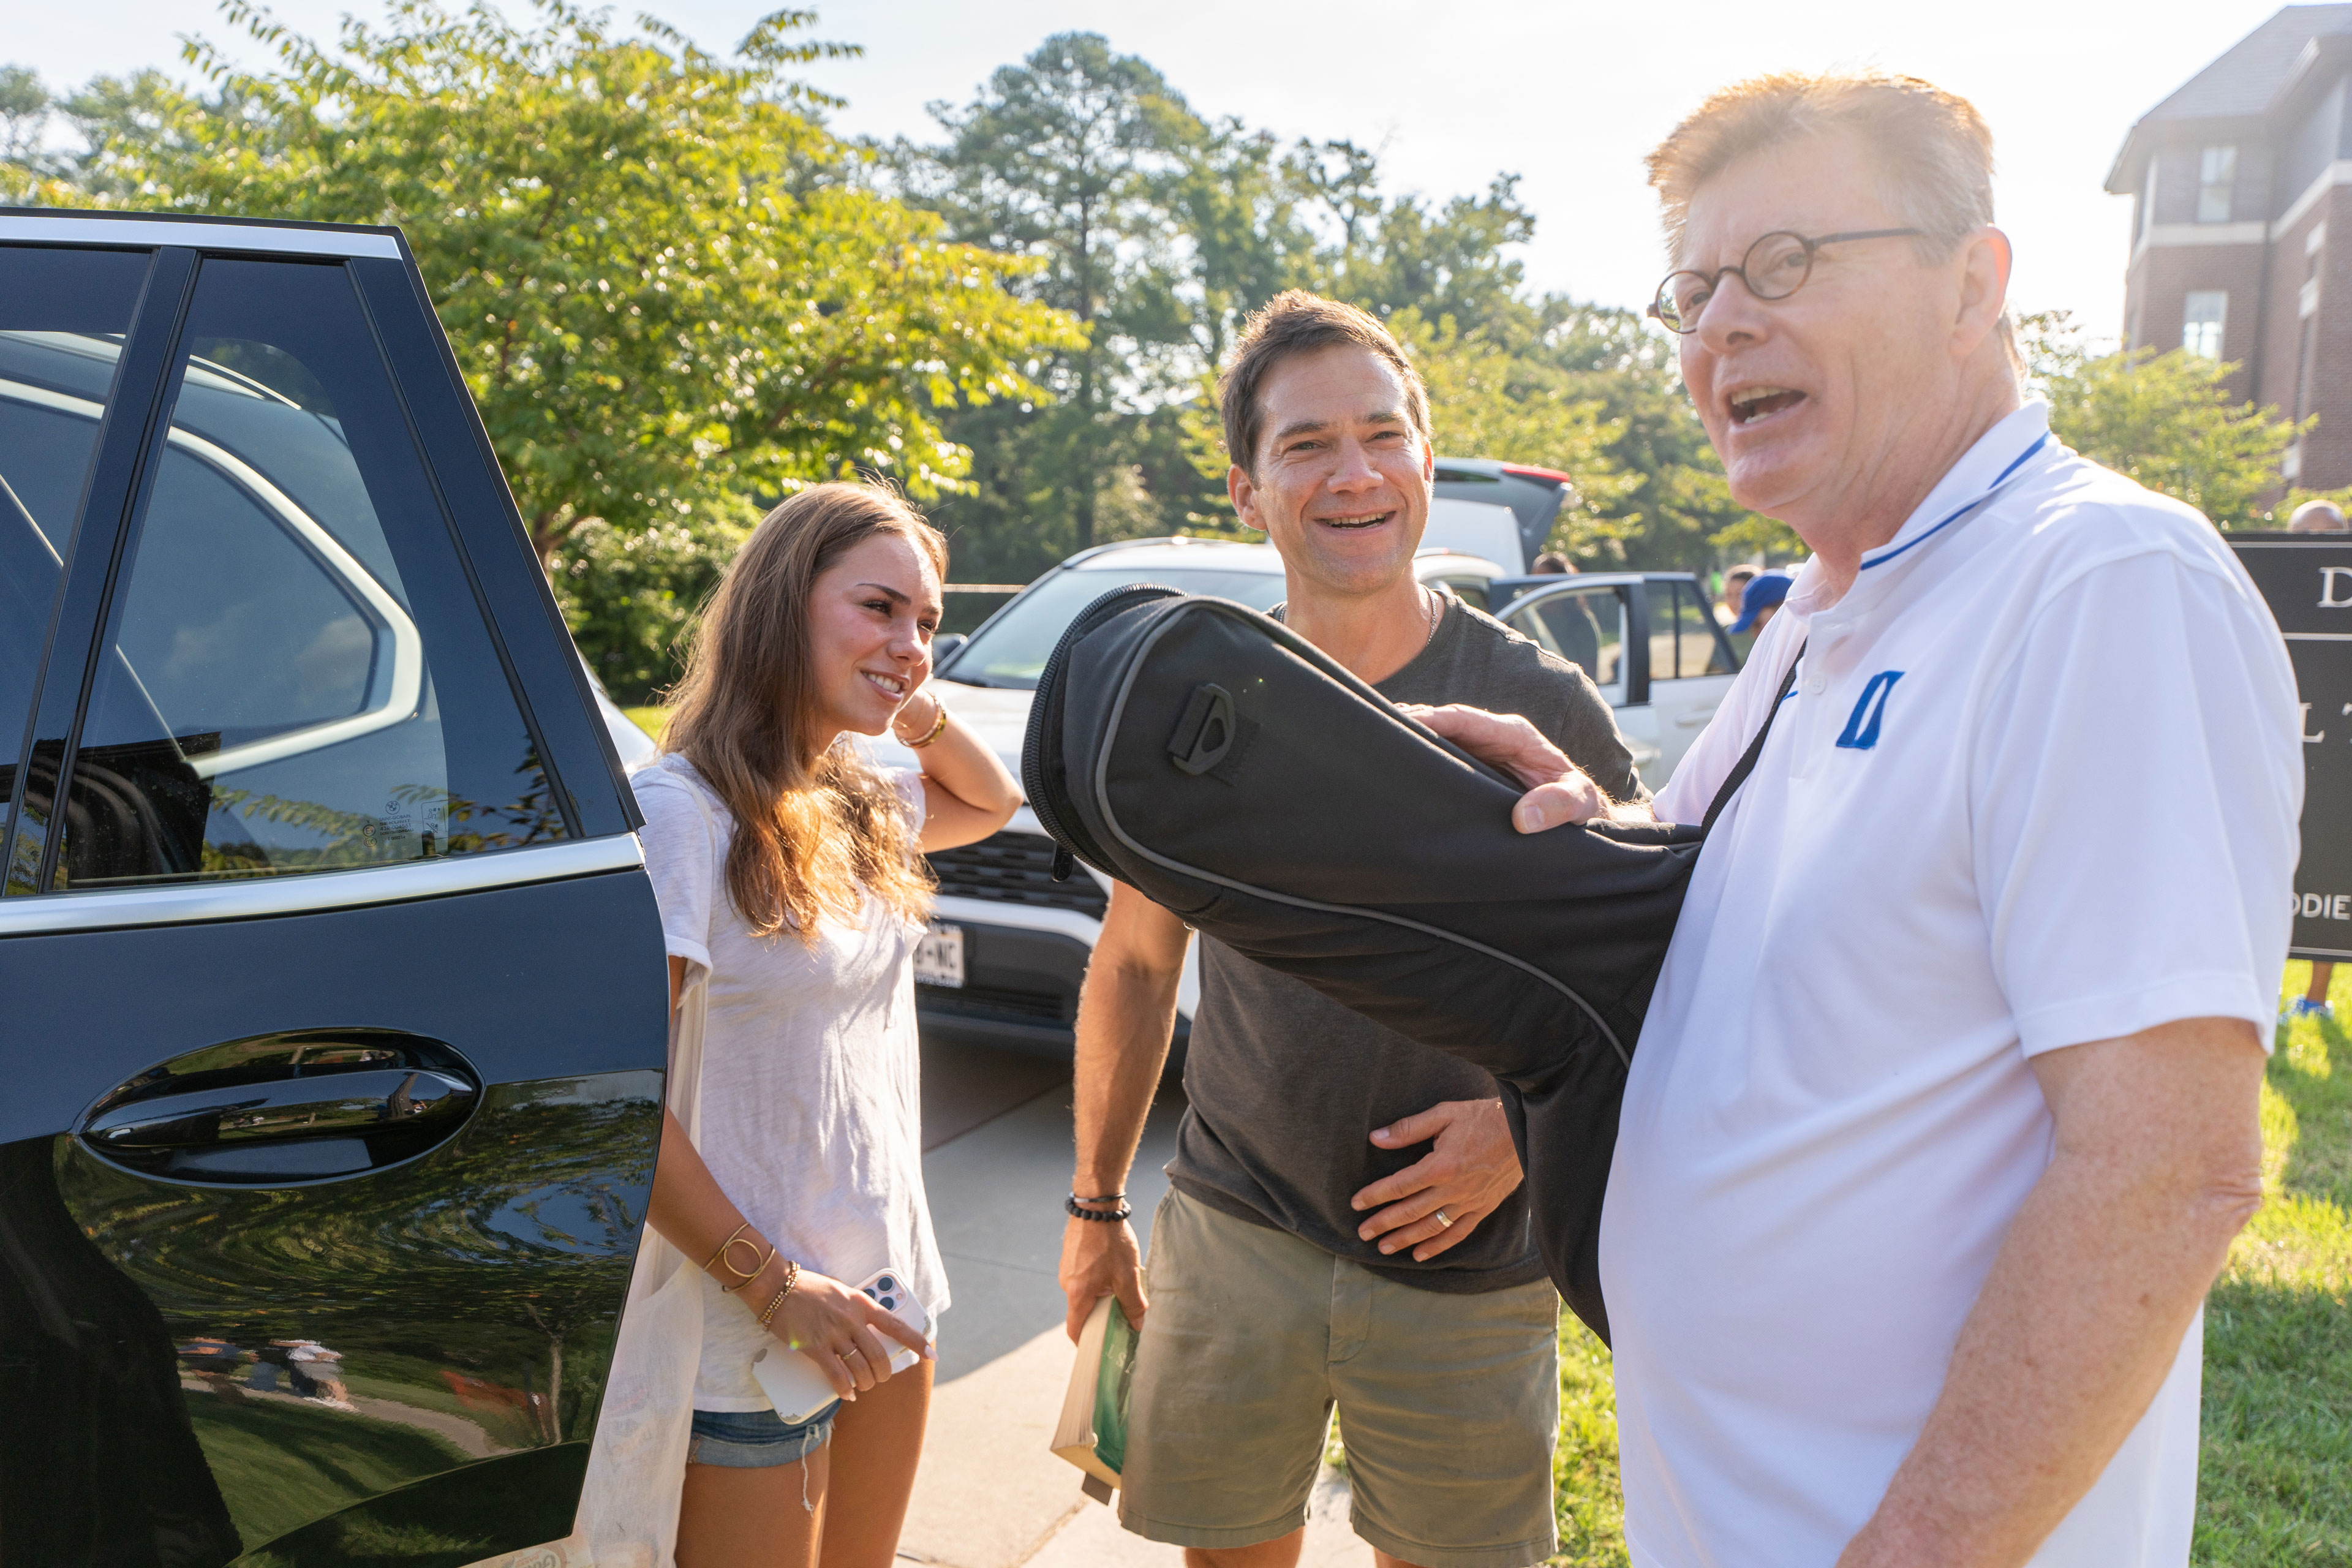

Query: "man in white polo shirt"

xmin=1421 ymin=72 xmax=2301 ymax=1567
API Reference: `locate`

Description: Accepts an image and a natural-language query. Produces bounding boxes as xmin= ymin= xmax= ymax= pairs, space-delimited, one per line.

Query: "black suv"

xmin=0 ymin=211 xmax=666 ymax=1566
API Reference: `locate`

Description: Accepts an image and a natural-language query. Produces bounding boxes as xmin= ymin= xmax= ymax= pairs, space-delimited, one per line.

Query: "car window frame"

xmin=0 ymin=224 xmax=638 ymax=908
xmin=1504 ymin=581 xmax=1632 ymax=702
xmin=1662 ymin=578 xmax=1741 ymax=679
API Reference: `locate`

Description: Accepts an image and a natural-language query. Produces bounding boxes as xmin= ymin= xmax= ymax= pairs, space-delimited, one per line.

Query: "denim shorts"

xmin=687 ymin=1402 xmax=839 ymax=1468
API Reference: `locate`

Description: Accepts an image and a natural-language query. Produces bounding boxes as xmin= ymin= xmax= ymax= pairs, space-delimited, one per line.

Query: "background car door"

xmin=0 ymin=228 xmax=667 ymax=1568
xmin=1501 ymin=581 xmax=1665 ymax=785
xmin=1644 ymin=578 xmax=1741 ymax=783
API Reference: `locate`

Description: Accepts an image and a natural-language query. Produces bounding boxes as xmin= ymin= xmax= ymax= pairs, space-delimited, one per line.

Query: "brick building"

xmin=2108 ymin=5 xmax=2352 ymax=488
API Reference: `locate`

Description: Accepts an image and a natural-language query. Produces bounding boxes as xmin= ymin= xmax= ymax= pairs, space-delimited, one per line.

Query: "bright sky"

xmin=10 ymin=0 xmax=2301 ymax=338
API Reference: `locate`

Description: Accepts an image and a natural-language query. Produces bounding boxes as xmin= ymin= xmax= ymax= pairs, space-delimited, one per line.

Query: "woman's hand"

xmin=764 ymin=1267 xmax=933 ymax=1400
xmin=889 ymin=687 xmax=945 ymax=747
xmin=903 ymin=682 xmax=1021 ymax=851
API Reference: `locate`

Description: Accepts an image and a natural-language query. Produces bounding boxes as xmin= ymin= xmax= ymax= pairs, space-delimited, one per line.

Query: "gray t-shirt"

xmin=1164 ymin=595 xmax=1646 ymax=1293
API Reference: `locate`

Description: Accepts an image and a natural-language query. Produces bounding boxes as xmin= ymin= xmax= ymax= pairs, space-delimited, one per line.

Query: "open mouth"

xmin=861 ymin=670 xmax=908 ymax=699
xmin=1728 ymin=386 xmax=1807 ymax=426
xmin=1313 ymin=511 xmax=1394 ymax=530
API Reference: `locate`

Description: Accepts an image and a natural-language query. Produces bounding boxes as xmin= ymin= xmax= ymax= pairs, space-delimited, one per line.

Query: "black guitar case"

xmin=1020 ymin=586 xmax=1792 ymax=1343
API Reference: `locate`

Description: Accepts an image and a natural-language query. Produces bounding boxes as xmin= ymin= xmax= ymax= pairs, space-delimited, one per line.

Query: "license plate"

xmin=914 ymin=921 xmax=965 ymax=988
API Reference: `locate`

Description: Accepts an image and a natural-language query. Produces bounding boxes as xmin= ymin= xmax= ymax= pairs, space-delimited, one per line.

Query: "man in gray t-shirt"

xmin=1058 ymin=291 xmax=1648 ymax=1568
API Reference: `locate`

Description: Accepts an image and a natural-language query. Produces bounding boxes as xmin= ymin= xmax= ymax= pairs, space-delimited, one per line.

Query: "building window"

xmin=2198 ymin=145 xmax=2237 ymax=223
xmin=2142 ymin=155 xmax=2160 ymax=241
xmin=2183 ymin=291 xmax=2228 ymax=359
xmin=2296 ymin=317 xmax=2319 ymax=423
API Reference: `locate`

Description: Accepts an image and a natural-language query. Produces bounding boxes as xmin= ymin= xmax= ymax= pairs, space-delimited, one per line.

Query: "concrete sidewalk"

xmin=903 ymin=1064 xmax=1373 ymax=1568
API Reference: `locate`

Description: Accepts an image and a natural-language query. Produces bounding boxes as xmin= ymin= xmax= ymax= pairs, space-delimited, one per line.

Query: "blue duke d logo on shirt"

xmin=1834 ymin=671 xmax=1904 ymax=751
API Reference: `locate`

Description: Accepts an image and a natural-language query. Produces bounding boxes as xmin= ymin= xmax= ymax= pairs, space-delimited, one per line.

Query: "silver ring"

xmin=840 ymin=1345 xmax=866 ymax=1362
xmin=1433 ymin=1208 xmax=1453 ymax=1229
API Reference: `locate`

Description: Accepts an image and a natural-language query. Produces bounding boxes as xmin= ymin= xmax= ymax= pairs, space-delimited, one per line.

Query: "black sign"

xmin=2231 ymin=535 xmax=2352 ymax=960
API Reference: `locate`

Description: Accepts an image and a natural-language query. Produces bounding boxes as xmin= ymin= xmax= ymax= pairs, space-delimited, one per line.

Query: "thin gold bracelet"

xmin=758 ymin=1258 xmax=802 ymax=1325
xmin=900 ymin=701 xmax=950 ymax=749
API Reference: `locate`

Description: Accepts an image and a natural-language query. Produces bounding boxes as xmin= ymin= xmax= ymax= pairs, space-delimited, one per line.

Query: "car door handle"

xmin=1675 ymin=710 xmax=1715 ymax=726
xmin=85 ymin=1068 xmax=477 ymax=1153
xmin=77 ymin=1028 xmax=482 ymax=1184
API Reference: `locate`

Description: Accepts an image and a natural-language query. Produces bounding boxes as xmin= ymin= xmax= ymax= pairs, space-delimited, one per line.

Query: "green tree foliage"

xmin=17 ymin=2 xmax=1079 ymax=698
xmin=888 ymin=33 xmax=1223 ymax=572
xmin=1529 ymin=304 xmax=1773 ymax=570
xmin=2024 ymin=311 xmax=2313 ymax=529
xmin=1397 ymin=309 xmax=1640 ymax=551
xmin=894 ymin=42 xmax=1678 ymax=582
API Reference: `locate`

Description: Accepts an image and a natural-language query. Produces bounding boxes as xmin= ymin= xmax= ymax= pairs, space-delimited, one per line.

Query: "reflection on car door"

xmin=1646 ymin=579 xmax=1740 ymax=782
xmin=0 ymin=228 xmax=666 ymax=1567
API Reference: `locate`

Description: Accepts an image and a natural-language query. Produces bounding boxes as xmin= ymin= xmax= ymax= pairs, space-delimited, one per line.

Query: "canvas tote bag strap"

xmin=565 ymin=763 xmax=720 ymax=1568
xmin=1699 ymin=638 xmax=1807 ymax=837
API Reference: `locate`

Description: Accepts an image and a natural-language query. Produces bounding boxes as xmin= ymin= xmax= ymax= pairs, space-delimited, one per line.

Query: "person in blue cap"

xmin=1725 ymin=568 xmax=1792 ymax=652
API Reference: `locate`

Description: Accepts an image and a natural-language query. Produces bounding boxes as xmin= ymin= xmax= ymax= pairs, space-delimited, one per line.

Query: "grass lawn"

xmin=620 ymin=704 xmax=669 ymax=745
xmin=1544 ymin=962 xmax=2352 ymax=1567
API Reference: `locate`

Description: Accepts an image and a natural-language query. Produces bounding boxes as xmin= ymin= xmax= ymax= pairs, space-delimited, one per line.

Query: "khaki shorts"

xmin=1119 ymin=1189 xmax=1560 ymax=1567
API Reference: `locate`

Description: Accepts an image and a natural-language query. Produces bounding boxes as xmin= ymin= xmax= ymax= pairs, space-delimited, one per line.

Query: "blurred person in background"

xmin=1715 ymin=563 xmax=1759 ymax=623
xmin=1724 ymin=569 xmax=1791 ymax=657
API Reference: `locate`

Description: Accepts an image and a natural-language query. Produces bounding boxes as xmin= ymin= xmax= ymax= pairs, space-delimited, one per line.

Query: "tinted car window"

xmin=54 ymin=258 xmax=566 ymax=890
xmin=948 ymin=564 xmax=1287 ymax=687
xmin=1671 ymin=581 xmax=1735 ymax=677
xmin=0 ymin=247 xmax=150 ymax=822
xmin=1509 ymin=587 xmax=1626 ymax=698
xmin=1432 ymin=575 xmax=1489 ymax=612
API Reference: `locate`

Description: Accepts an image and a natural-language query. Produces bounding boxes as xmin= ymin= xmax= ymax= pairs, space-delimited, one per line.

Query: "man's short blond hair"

xmin=1646 ymin=70 xmax=1996 ymax=260
xmin=1646 ymin=70 xmax=2014 ymax=367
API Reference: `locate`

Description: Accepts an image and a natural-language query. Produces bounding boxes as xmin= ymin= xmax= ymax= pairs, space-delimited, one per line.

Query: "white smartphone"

xmin=750 ymin=1267 xmax=932 ymax=1423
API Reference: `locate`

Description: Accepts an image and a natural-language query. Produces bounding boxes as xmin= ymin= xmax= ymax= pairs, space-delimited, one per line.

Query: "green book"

xmin=1051 ymin=1296 xmax=1139 ymax=1501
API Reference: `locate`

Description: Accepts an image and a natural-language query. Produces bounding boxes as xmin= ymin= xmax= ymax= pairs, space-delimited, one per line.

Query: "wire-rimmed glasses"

xmin=1648 ymin=228 xmax=1923 ymax=334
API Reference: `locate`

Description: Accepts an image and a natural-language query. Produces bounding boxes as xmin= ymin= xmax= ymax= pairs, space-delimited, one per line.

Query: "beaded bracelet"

xmin=1066 ymin=1193 xmax=1133 ymax=1223
xmin=758 ymin=1258 xmax=802 ymax=1325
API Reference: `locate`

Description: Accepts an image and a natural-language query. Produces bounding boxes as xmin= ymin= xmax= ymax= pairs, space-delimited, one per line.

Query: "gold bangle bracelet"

xmin=901 ymin=701 xmax=950 ymax=749
xmin=716 ymin=1235 xmax=769 ymax=1284
xmin=705 ymin=1222 xmax=752 ymax=1275
xmin=722 ymin=1246 xmax=777 ymax=1293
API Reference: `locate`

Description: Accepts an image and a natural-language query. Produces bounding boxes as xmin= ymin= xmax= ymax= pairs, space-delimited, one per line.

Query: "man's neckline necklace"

xmin=1419 ymin=584 xmax=1442 ymax=648
xmin=1272 ymin=585 xmax=1443 ymax=650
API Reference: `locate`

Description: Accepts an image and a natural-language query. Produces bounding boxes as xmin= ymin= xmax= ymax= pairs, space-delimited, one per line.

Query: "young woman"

xmin=632 ymin=483 xmax=1019 ymax=1567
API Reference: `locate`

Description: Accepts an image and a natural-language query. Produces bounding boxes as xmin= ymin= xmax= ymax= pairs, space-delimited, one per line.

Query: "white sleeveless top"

xmin=633 ymin=754 xmax=948 ymax=1410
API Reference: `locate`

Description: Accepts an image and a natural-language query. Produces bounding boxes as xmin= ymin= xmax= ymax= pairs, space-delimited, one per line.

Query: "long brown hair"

xmin=662 ymin=483 xmax=947 ymax=941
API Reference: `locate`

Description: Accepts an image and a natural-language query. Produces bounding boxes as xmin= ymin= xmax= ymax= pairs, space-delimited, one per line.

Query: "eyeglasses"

xmin=1648 ymin=228 xmax=1922 ymax=335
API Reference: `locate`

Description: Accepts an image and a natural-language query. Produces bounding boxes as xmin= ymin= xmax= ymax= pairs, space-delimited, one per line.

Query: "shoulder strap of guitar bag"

xmin=1699 ymin=638 xmax=1807 ymax=837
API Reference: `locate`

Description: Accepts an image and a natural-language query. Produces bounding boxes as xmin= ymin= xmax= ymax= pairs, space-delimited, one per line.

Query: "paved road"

xmin=905 ymin=1036 xmax=1371 ymax=1568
